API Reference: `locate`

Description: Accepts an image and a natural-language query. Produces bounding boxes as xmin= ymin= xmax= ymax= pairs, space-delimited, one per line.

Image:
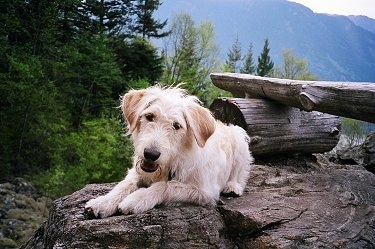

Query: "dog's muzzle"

xmin=136 ymin=147 xmax=160 ymax=173
xmin=137 ymin=147 xmax=161 ymax=173
xmin=138 ymin=159 xmax=159 ymax=173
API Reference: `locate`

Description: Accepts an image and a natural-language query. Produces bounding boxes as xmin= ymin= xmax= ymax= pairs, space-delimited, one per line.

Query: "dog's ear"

xmin=185 ymin=104 xmax=216 ymax=147
xmin=121 ymin=89 xmax=147 ymax=133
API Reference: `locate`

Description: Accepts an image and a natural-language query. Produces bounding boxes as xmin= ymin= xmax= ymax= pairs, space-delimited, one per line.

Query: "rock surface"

xmin=22 ymin=157 xmax=375 ymax=249
xmin=0 ymin=178 xmax=51 ymax=248
xmin=332 ymin=132 xmax=375 ymax=174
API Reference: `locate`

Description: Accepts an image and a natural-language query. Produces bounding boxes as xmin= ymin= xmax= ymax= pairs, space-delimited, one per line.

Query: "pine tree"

xmin=240 ymin=43 xmax=255 ymax=74
xmin=80 ymin=0 xmax=131 ymax=36
xmin=225 ymin=36 xmax=242 ymax=73
xmin=114 ymin=37 xmax=163 ymax=83
xmin=256 ymin=38 xmax=274 ymax=76
xmin=0 ymin=0 xmax=167 ymax=181
xmin=131 ymin=0 xmax=169 ymax=38
xmin=58 ymin=0 xmax=83 ymax=43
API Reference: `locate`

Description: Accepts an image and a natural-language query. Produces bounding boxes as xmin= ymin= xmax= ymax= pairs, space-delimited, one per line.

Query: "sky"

xmin=289 ymin=0 xmax=375 ymax=19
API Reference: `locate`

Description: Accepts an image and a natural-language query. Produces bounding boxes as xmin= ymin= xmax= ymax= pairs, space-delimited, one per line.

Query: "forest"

xmin=2 ymin=0 xmax=362 ymax=198
xmin=0 ymin=0 xmax=170 ymax=195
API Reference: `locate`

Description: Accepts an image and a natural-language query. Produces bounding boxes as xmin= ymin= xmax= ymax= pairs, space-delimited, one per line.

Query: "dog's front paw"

xmin=85 ymin=195 xmax=119 ymax=218
xmin=221 ymin=182 xmax=244 ymax=197
xmin=118 ymin=188 xmax=157 ymax=215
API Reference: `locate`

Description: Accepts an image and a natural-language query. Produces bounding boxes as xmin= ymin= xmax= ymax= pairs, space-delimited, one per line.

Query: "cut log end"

xmin=210 ymin=98 xmax=341 ymax=156
xmin=299 ymin=92 xmax=316 ymax=111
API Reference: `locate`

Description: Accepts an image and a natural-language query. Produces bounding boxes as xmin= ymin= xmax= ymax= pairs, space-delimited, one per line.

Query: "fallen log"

xmin=210 ymin=73 xmax=375 ymax=123
xmin=210 ymin=98 xmax=341 ymax=156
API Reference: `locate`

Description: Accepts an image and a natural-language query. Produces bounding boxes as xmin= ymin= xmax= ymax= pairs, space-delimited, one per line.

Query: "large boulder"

xmin=362 ymin=132 xmax=375 ymax=173
xmin=0 ymin=178 xmax=51 ymax=248
xmin=333 ymin=132 xmax=375 ymax=173
xmin=22 ymin=160 xmax=375 ymax=249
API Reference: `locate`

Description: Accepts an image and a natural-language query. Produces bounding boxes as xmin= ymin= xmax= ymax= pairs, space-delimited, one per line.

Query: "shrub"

xmin=31 ymin=117 xmax=133 ymax=198
xmin=341 ymin=118 xmax=367 ymax=147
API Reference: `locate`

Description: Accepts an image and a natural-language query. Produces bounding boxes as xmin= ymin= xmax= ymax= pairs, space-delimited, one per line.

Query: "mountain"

xmin=348 ymin=15 xmax=375 ymax=34
xmin=155 ymin=0 xmax=375 ymax=82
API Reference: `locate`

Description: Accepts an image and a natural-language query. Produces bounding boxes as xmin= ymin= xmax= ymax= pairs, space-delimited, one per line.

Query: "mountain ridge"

xmin=155 ymin=0 xmax=375 ymax=82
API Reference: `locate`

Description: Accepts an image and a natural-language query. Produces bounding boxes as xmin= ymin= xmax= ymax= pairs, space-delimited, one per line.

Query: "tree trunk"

xmin=210 ymin=98 xmax=341 ymax=156
xmin=210 ymin=73 xmax=375 ymax=123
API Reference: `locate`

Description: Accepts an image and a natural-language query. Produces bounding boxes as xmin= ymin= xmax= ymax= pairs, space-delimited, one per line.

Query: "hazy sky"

xmin=289 ymin=0 xmax=375 ymax=18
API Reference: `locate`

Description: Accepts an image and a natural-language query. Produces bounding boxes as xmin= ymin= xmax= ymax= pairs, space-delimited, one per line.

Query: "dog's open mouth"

xmin=140 ymin=160 xmax=159 ymax=173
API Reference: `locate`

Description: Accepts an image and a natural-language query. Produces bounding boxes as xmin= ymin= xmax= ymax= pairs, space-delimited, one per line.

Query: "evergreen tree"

xmin=57 ymin=0 xmax=87 ymax=43
xmin=80 ymin=0 xmax=132 ymax=36
xmin=0 ymin=0 xmax=61 ymax=55
xmin=240 ymin=43 xmax=255 ymax=74
xmin=54 ymin=34 xmax=123 ymax=125
xmin=225 ymin=36 xmax=242 ymax=73
xmin=0 ymin=0 xmax=167 ymax=183
xmin=114 ymin=37 xmax=163 ymax=83
xmin=131 ymin=0 xmax=169 ymax=38
xmin=256 ymin=38 xmax=274 ymax=76
xmin=0 ymin=0 xmax=30 ymax=48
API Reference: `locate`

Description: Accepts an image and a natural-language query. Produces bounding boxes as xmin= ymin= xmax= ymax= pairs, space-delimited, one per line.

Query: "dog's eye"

xmin=145 ymin=113 xmax=154 ymax=122
xmin=173 ymin=122 xmax=181 ymax=130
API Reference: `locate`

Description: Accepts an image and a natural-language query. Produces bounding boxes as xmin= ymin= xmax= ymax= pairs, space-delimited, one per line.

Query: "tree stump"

xmin=210 ymin=98 xmax=341 ymax=156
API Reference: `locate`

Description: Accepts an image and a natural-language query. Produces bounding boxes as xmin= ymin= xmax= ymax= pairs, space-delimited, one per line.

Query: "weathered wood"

xmin=210 ymin=73 xmax=375 ymax=123
xmin=210 ymin=98 xmax=341 ymax=156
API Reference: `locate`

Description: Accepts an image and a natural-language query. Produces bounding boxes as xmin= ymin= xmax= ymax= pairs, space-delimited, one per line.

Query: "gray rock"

xmin=363 ymin=132 xmax=375 ymax=173
xmin=22 ymin=162 xmax=375 ymax=249
xmin=0 ymin=178 xmax=51 ymax=249
xmin=333 ymin=132 xmax=375 ymax=174
xmin=22 ymin=183 xmax=232 ymax=249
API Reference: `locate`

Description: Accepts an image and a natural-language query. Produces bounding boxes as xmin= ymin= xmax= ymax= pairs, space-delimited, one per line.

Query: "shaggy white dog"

xmin=85 ymin=86 xmax=253 ymax=218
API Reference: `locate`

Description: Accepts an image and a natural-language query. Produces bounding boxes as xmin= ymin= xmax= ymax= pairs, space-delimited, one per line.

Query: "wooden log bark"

xmin=210 ymin=73 xmax=375 ymax=123
xmin=210 ymin=98 xmax=341 ymax=156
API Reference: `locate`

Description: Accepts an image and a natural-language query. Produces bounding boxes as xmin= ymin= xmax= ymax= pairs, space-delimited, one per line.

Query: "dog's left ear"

xmin=185 ymin=104 xmax=216 ymax=147
xmin=121 ymin=89 xmax=147 ymax=133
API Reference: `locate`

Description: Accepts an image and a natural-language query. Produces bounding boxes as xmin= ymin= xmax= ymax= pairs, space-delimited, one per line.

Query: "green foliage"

xmin=131 ymin=0 xmax=169 ymax=38
xmin=31 ymin=117 xmax=133 ymax=198
xmin=114 ymin=37 xmax=163 ymax=82
xmin=52 ymin=34 xmax=123 ymax=126
xmin=342 ymin=118 xmax=367 ymax=147
xmin=240 ymin=43 xmax=256 ymax=74
xmin=225 ymin=36 xmax=242 ymax=73
xmin=127 ymin=78 xmax=153 ymax=89
xmin=256 ymin=38 xmax=274 ymax=76
xmin=0 ymin=52 xmax=68 ymax=179
xmin=161 ymin=13 xmax=221 ymax=104
xmin=272 ymin=49 xmax=317 ymax=80
xmin=0 ymin=0 xmax=166 ymax=188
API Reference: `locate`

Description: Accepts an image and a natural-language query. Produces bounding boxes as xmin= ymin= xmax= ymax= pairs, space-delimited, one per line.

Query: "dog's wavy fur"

xmin=85 ymin=86 xmax=254 ymax=217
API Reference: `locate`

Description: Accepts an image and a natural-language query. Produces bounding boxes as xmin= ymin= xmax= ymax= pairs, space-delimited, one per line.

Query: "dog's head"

xmin=121 ymin=86 xmax=216 ymax=174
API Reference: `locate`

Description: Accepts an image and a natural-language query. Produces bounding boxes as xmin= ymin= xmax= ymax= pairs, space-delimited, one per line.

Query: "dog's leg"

xmin=222 ymin=130 xmax=253 ymax=197
xmin=222 ymin=155 xmax=253 ymax=196
xmin=221 ymin=163 xmax=246 ymax=197
xmin=85 ymin=168 xmax=139 ymax=218
xmin=118 ymin=180 xmax=215 ymax=214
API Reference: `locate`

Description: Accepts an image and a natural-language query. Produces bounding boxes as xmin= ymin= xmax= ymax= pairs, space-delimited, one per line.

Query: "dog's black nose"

xmin=144 ymin=148 xmax=160 ymax=162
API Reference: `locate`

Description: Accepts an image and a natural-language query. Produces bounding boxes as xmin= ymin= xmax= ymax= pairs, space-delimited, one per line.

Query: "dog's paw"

xmin=118 ymin=188 xmax=157 ymax=215
xmin=221 ymin=182 xmax=244 ymax=197
xmin=85 ymin=196 xmax=118 ymax=218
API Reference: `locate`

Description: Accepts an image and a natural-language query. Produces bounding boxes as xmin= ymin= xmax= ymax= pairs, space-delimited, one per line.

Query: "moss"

xmin=0 ymin=238 xmax=18 ymax=248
